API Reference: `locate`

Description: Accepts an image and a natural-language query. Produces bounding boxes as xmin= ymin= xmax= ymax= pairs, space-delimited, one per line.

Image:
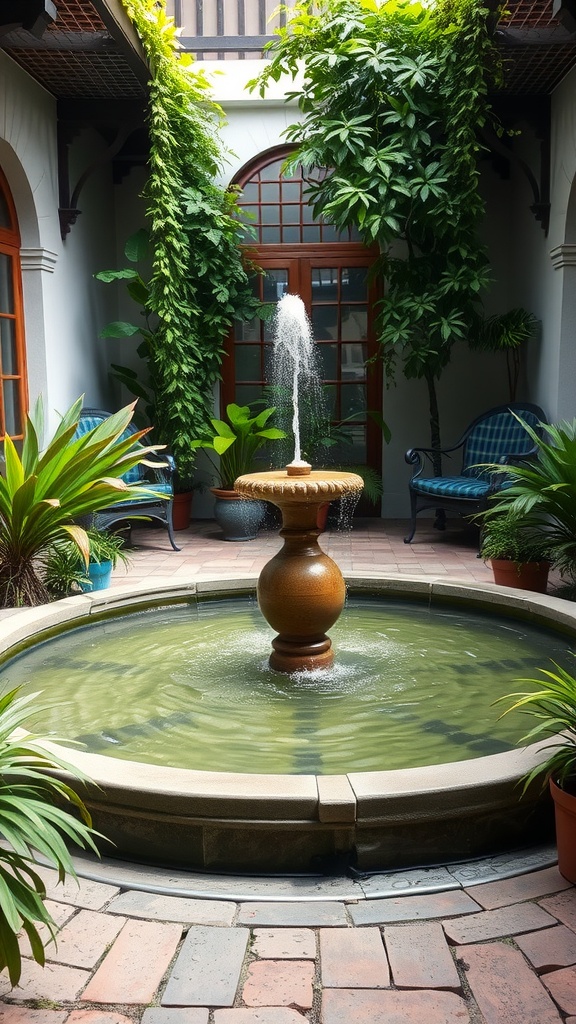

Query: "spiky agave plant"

xmin=0 ymin=397 xmax=165 ymax=607
xmin=0 ymin=687 xmax=101 ymax=986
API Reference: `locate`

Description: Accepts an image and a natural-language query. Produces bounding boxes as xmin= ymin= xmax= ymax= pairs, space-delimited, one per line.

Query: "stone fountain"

xmin=235 ymin=294 xmax=362 ymax=671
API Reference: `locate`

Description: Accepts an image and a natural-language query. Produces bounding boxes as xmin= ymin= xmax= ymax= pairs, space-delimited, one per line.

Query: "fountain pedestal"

xmin=235 ymin=469 xmax=363 ymax=672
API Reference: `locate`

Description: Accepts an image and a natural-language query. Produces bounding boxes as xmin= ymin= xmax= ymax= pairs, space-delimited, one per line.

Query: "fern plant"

xmin=0 ymin=688 xmax=100 ymax=986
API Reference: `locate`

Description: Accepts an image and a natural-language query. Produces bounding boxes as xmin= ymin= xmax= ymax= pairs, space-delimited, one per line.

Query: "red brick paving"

xmin=459 ymin=941 xmax=564 ymax=1023
xmin=241 ymin=961 xmax=314 ymax=1009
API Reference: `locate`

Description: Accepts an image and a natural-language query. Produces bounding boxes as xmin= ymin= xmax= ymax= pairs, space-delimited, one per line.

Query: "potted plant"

xmin=482 ymin=416 xmax=576 ymax=594
xmin=43 ymin=527 xmax=130 ymax=596
xmin=479 ymin=509 xmax=551 ymax=592
xmin=498 ymin=661 xmax=576 ymax=882
xmin=192 ymin=403 xmax=286 ymax=540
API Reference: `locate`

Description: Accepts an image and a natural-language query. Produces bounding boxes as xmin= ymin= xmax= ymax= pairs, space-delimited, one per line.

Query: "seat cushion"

xmin=411 ymin=476 xmax=491 ymax=499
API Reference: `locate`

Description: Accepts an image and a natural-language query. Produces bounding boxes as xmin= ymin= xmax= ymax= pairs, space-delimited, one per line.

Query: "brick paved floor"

xmin=0 ymin=517 xmax=572 ymax=1021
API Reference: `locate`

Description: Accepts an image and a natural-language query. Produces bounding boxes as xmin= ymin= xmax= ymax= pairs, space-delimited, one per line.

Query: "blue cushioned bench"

xmin=404 ymin=402 xmax=547 ymax=543
xmin=74 ymin=408 xmax=180 ymax=551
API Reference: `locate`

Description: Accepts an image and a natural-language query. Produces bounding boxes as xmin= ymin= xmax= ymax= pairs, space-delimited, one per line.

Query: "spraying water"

xmin=272 ymin=294 xmax=322 ymax=467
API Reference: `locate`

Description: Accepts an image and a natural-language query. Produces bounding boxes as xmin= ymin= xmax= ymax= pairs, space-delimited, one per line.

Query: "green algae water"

xmin=1 ymin=596 xmax=572 ymax=775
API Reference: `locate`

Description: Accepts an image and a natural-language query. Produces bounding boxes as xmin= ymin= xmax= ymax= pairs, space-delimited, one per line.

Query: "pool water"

xmin=2 ymin=596 xmax=571 ymax=774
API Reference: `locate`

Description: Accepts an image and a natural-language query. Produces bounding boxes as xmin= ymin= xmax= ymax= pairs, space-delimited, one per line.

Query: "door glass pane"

xmin=330 ymin=425 xmax=367 ymax=465
xmin=235 ymin=316 xmax=260 ymax=342
xmin=282 ymin=204 xmax=300 ymax=224
xmin=312 ymin=304 xmax=338 ymax=340
xmin=260 ymin=160 xmax=284 ymax=180
xmin=236 ymin=345 xmax=262 ymax=381
xmin=282 ymin=226 xmax=300 ymax=243
xmin=235 ymin=384 xmax=264 ymax=407
xmin=0 ymin=255 xmax=14 ymax=314
xmin=261 ymin=204 xmax=280 ymax=224
xmin=282 ymin=182 xmax=300 ymax=202
xmin=341 ymin=383 xmax=366 ymax=418
xmin=261 ymin=183 xmax=280 ymax=202
xmin=3 ymin=380 xmax=20 ymax=435
xmin=342 ymin=267 xmax=368 ymax=300
xmin=312 ymin=268 xmax=338 ymax=300
xmin=262 ymin=269 xmax=289 ymax=302
xmin=0 ymin=318 xmax=16 ymax=373
xmin=240 ymin=182 xmax=258 ymax=203
xmin=262 ymin=226 xmax=282 ymax=244
xmin=341 ymin=305 xmax=368 ymax=340
xmin=317 ymin=342 xmax=338 ymax=379
xmin=341 ymin=343 xmax=367 ymax=380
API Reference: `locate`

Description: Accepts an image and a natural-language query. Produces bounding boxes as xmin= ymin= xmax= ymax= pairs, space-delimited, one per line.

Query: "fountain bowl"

xmin=0 ymin=574 xmax=566 ymax=874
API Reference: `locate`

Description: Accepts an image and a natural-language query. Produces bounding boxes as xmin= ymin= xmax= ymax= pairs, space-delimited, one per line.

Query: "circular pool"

xmin=0 ymin=575 xmax=570 ymax=873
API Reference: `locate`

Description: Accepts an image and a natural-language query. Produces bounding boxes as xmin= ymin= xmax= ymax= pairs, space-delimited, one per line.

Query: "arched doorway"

xmin=223 ymin=147 xmax=382 ymax=507
xmin=0 ymin=166 xmax=27 ymax=439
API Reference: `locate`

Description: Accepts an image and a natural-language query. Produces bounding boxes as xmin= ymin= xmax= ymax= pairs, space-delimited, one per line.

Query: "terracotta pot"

xmin=316 ymin=501 xmax=331 ymax=532
xmin=550 ymin=779 xmax=576 ymax=883
xmin=490 ymin=559 xmax=549 ymax=593
xmin=172 ymin=491 xmax=193 ymax=531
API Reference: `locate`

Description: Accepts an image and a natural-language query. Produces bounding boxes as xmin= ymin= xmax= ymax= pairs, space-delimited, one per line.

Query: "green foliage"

xmin=469 ymin=308 xmax=539 ymax=401
xmin=0 ymin=687 xmax=100 ymax=986
xmin=479 ymin=509 xmax=550 ymax=565
xmin=252 ymin=0 xmax=499 ymax=454
xmin=0 ymin=398 xmax=163 ymax=607
xmin=42 ymin=528 xmax=129 ymax=598
xmin=192 ymin=403 xmax=286 ymax=489
xmin=496 ymin=661 xmax=576 ymax=792
xmin=118 ymin=2 xmax=263 ymax=479
xmin=484 ymin=417 xmax=576 ymax=584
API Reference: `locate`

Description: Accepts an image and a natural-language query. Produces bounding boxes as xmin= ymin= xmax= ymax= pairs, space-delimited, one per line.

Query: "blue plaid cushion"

xmin=462 ymin=408 xmax=541 ymax=479
xmin=412 ymin=476 xmax=491 ymax=498
xmin=115 ymin=483 xmax=173 ymax=505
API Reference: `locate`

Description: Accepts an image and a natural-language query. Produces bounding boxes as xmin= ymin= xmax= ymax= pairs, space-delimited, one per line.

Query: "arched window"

xmin=0 ymin=168 xmax=27 ymax=439
xmin=225 ymin=147 xmax=382 ymax=486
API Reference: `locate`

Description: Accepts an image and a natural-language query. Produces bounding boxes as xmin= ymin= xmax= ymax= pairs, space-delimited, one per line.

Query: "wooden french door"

xmin=223 ymin=249 xmax=382 ymax=495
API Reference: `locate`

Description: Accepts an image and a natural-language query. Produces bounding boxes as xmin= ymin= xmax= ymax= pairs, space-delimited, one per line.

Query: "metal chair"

xmin=74 ymin=408 xmax=180 ymax=551
xmin=404 ymin=402 xmax=547 ymax=543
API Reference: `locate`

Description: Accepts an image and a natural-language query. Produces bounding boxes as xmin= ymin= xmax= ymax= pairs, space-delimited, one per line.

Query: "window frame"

xmin=0 ymin=166 xmax=28 ymax=441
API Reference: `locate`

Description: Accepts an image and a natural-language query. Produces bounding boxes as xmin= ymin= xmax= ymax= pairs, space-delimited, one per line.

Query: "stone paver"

xmin=82 ymin=919 xmax=182 ymax=1004
xmin=349 ymin=889 xmax=480 ymax=925
xmin=241 ymin=960 xmax=314 ymax=1009
xmin=0 ymin=1011 xmax=67 ymax=1023
xmin=252 ymin=928 xmax=316 ymax=959
xmin=214 ymin=1012 xmax=311 ymax=1023
xmin=142 ymin=1011 xmax=209 ymax=1024
xmin=515 ymin=925 xmax=576 ymax=971
xmin=541 ymin=889 xmax=576 ymax=931
xmin=162 ymin=926 xmax=249 ymax=1007
xmin=384 ymin=922 xmax=460 ymax=991
xmin=465 ymin=866 xmax=572 ymax=909
xmin=32 ymin=866 xmax=120 ymax=911
xmin=0 ymin=960 xmax=90 ymax=1001
xmin=66 ymin=1013 xmax=134 ymax=1024
xmin=458 ymin=941 xmax=563 ymax=1023
xmin=45 ymin=909 xmax=126 ymax=969
xmin=321 ymin=988 xmax=469 ymax=1024
xmin=319 ymin=926 xmax=390 ymax=988
xmin=108 ymin=890 xmax=236 ymax=925
xmin=443 ymin=902 xmax=557 ymax=944
xmin=542 ymin=964 xmax=576 ymax=1015
xmin=237 ymin=902 xmax=348 ymax=928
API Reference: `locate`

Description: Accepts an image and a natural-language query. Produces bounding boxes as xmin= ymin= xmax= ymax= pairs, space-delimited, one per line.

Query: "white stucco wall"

xmin=0 ymin=52 xmax=128 ymax=436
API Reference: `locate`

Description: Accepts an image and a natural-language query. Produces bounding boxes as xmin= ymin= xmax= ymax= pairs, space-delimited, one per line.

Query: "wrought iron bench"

xmin=74 ymin=408 xmax=180 ymax=551
xmin=404 ymin=402 xmax=547 ymax=543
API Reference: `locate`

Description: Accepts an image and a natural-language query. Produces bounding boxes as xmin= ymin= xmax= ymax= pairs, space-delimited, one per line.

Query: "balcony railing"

xmin=167 ymin=0 xmax=297 ymax=58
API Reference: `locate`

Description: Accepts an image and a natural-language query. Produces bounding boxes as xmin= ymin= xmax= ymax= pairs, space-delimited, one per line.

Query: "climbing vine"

xmin=253 ymin=0 xmax=500 ymax=461
xmin=119 ymin=0 xmax=260 ymax=480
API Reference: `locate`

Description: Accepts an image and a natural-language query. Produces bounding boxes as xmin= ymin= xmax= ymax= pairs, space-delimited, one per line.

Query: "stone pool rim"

xmin=0 ymin=574 xmax=566 ymax=874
